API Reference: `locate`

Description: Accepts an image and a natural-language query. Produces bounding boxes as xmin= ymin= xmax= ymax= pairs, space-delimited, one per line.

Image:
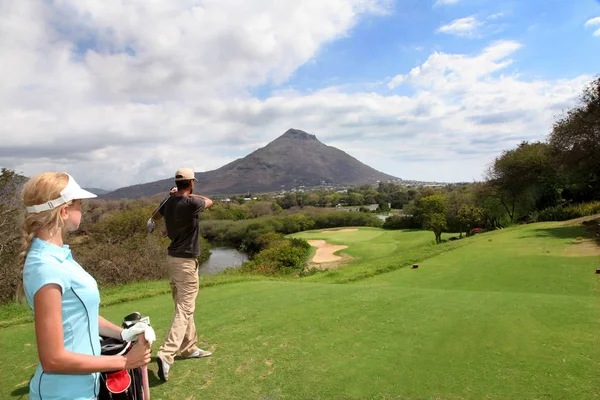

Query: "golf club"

xmin=146 ymin=186 xmax=177 ymax=233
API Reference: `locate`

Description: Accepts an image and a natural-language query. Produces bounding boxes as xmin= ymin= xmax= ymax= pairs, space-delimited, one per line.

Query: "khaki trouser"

xmin=157 ymin=256 xmax=200 ymax=365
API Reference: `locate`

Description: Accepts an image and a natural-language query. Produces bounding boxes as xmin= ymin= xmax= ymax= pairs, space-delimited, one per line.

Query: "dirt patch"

xmin=306 ymin=240 xmax=352 ymax=269
xmin=560 ymin=214 xmax=600 ymax=226
xmin=563 ymin=238 xmax=600 ymax=257
xmin=321 ymin=228 xmax=359 ymax=233
xmin=560 ymin=215 xmax=600 ymax=256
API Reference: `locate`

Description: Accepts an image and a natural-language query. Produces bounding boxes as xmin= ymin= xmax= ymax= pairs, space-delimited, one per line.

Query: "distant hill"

xmin=102 ymin=129 xmax=401 ymax=199
xmin=84 ymin=188 xmax=110 ymax=195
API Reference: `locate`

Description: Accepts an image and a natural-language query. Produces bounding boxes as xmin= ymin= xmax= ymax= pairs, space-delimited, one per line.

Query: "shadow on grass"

xmin=527 ymin=225 xmax=587 ymax=240
xmin=10 ymin=385 xmax=29 ymax=398
xmin=148 ymin=364 xmax=166 ymax=388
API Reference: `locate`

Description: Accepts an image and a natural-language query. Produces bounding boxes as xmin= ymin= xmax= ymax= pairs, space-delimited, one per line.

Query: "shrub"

xmin=0 ymin=169 xmax=27 ymax=304
xmin=73 ymin=234 xmax=169 ymax=286
xmin=198 ymin=211 xmax=382 ymax=254
xmin=533 ymin=201 xmax=600 ymax=222
xmin=239 ymin=238 xmax=311 ymax=275
xmin=382 ymin=215 xmax=420 ymax=230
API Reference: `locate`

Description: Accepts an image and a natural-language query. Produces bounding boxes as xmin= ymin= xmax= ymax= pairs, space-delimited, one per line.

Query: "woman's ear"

xmin=60 ymin=205 xmax=69 ymax=220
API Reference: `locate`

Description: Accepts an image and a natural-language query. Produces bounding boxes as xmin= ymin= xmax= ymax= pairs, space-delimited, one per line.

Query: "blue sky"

xmin=1 ymin=0 xmax=599 ymax=189
xmin=261 ymin=0 xmax=599 ymax=95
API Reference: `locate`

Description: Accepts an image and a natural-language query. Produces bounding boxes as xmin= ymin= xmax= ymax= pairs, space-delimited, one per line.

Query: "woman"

xmin=18 ymin=172 xmax=151 ymax=400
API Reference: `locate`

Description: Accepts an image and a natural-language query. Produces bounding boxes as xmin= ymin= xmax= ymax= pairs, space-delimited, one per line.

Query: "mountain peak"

xmin=280 ymin=129 xmax=318 ymax=141
xmin=102 ymin=128 xmax=400 ymax=198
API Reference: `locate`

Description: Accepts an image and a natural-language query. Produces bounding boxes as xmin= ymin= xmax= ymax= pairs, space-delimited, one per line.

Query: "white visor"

xmin=25 ymin=173 xmax=97 ymax=214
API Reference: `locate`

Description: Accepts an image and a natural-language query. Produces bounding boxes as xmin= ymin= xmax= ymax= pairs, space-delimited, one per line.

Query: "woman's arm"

xmin=99 ymin=316 xmax=123 ymax=340
xmin=34 ymin=284 xmax=150 ymax=374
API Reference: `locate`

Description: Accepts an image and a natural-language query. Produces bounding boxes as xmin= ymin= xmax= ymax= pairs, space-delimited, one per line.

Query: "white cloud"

xmin=487 ymin=12 xmax=505 ymax=20
xmin=387 ymin=75 xmax=406 ymax=89
xmin=585 ymin=16 xmax=600 ymax=36
xmin=0 ymin=1 xmax=591 ymax=188
xmin=437 ymin=16 xmax=483 ymax=38
xmin=434 ymin=0 xmax=461 ymax=6
xmin=585 ymin=16 xmax=600 ymax=26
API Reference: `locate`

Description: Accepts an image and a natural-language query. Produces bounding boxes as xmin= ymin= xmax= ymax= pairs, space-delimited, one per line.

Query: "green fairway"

xmin=2 ymin=222 xmax=599 ymax=399
xmin=289 ymin=227 xmax=447 ymax=262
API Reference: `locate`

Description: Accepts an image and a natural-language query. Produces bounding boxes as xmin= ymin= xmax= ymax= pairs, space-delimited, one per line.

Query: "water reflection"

xmin=198 ymin=247 xmax=249 ymax=275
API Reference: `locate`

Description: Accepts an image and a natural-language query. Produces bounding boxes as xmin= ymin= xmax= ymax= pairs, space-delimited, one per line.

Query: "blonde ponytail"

xmin=16 ymin=172 xmax=69 ymax=302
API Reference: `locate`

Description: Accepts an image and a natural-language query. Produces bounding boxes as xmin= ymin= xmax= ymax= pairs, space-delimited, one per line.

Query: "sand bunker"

xmin=307 ymin=240 xmax=349 ymax=263
xmin=321 ymin=228 xmax=359 ymax=233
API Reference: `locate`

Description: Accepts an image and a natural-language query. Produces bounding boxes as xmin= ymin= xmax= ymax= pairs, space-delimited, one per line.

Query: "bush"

xmin=92 ymin=205 xmax=154 ymax=244
xmin=0 ymin=169 xmax=27 ymax=304
xmin=532 ymin=201 xmax=600 ymax=222
xmin=382 ymin=215 xmax=420 ymax=230
xmin=198 ymin=211 xmax=382 ymax=254
xmin=239 ymin=238 xmax=311 ymax=275
xmin=73 ymin=234 xmax=170 ymax=286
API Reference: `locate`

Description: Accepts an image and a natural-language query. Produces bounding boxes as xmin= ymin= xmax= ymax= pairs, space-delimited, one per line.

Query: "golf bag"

xmin=98 ymin=312 xmax=151 ymax=400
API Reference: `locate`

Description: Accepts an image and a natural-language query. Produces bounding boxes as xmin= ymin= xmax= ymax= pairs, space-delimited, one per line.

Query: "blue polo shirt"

xmin=23 ymin=238 xmax=101 ymax=400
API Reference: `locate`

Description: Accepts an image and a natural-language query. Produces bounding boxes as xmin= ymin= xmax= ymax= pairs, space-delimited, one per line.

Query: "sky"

xmin=1 ymin=0 xmax=599 ymax=190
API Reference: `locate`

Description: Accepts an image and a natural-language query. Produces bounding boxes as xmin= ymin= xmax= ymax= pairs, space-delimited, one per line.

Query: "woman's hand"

xmin=124 ymin=335 xmax=151 ymax=370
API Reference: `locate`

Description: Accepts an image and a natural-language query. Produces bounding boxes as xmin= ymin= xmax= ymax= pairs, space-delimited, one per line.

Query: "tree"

xmin=416 ymin=194 xmax=448 ymax=244
xmin=426 ymin=213 xmax=447 ymax=244
xmin=348 ymin=192 xmax=365 ymax=206
xmin=457 ymin=205 xmax=484 ymax=237
xmin=276 ymin=193 xmax=296 ymax=209
xmin=445 ymin=189 xmax=471 ymax=235
xmin=485 ymin=141 xmax=558 ymax=222
xmin=324 ymin=193 xmax=341 ymax=207
xmin=548 ymin=76 xmax=600 ymax=201
xmin=377 ymin=200 xmax=390 ymax=213
xmin=389 ymin=191 xmax=409 ymax=209
xmin=363 ymin=192 xmax=377 ymax=205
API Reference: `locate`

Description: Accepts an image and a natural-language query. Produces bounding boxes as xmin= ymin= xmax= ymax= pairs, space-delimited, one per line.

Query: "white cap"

xmin=25 ymin=173 xmax=97 ymax=214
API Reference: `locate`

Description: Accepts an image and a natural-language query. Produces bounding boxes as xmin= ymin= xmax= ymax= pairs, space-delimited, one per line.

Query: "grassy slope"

xmin=2 ymin=223 xmax=599 ymax=400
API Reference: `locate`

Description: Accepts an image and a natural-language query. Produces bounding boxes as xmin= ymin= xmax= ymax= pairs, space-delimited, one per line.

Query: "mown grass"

xmin=292 ymin=228 xmax=470 ymax=283
xmin=2 ymin=222 xmax=599 ymax=399
xmin=0 ymin=274 xmax=272 ymax=328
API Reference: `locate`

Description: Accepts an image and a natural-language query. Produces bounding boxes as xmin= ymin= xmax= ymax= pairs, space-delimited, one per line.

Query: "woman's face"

xmin=65 ymin=199 xmax=82 ymax=231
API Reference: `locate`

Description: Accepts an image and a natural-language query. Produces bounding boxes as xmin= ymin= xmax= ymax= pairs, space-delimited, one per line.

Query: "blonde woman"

xmin=19 ymin=172 xmax=151 ymax=400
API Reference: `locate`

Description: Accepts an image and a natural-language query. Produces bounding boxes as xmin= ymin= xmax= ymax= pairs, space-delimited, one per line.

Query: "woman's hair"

xmin=16 ymin=172 xmax=71 ymax=301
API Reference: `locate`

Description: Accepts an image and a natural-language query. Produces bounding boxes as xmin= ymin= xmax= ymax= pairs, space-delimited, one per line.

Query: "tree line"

xmin=384 ymin=76 xmax=600 ymax=242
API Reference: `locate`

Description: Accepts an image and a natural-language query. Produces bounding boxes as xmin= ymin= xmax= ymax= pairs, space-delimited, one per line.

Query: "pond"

xmin=198 ymin=247 xmax=249 ymax=275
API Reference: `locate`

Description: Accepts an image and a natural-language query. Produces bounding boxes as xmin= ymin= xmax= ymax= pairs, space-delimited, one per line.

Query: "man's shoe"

xmin=186 ymin=349 xmax=212 ymax=358
xmin=157 ymin=356 xmax=171 ymax=381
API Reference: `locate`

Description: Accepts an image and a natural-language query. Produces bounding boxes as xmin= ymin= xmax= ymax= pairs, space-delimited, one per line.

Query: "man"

xmin=151 ymin=167 xmax=214 ymax=381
